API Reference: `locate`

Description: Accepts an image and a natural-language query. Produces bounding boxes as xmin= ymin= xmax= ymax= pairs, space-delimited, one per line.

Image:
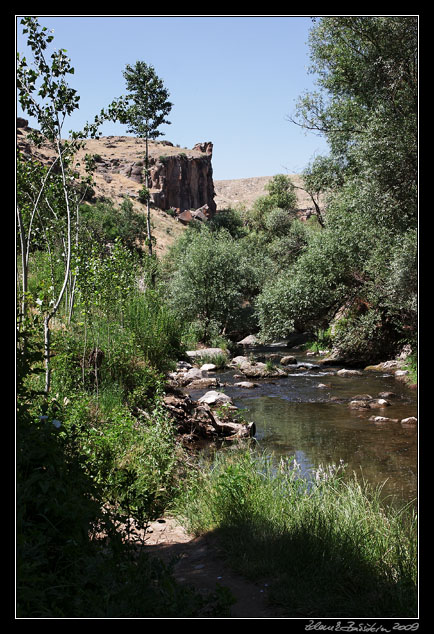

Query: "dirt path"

xmin=135 ymin=517 xmax=282 ymax=618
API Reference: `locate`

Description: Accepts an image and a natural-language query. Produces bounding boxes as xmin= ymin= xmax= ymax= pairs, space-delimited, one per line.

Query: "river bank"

xmin=162 ymin=341 xmax=417 ymax=506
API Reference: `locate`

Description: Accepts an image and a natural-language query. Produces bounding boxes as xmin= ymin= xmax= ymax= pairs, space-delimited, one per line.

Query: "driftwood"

xmin=162 ymin=391 xmax=255 ymax=442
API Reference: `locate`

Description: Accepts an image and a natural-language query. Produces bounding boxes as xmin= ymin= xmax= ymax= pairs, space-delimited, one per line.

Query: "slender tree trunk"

xmin=145 ymin=136 xmax=152 ymax=259
xmin=16 ymin=205 xmax=28 ymax=325
xmin=44 ymin=315 xmax=51 ymax=394
xmin=144 ymin=135 xmax=156 ymax=287
xmin=43 ymin=137 xmax=73 ymax=396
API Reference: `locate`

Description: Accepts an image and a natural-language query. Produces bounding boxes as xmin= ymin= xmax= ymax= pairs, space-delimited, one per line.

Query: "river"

xmin=188 ymin=344 xmax=418 ymax=508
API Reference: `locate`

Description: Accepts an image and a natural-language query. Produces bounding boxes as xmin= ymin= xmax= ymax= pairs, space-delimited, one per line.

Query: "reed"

xmin=174 ymin=448 xmax=418 ymax=617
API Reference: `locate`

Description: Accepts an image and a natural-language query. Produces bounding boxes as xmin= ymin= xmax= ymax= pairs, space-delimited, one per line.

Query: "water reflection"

xmin=219 ymin=347 xmax=418 ymax=507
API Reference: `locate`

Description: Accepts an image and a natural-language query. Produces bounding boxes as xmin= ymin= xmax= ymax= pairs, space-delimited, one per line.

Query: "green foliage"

xmin=138 ymin=186 xmax=150 ymax=204
xmin=64 ymin=397 xmax=180 ymax=522
xmin=208 ymin=207 xmax=248 ymax=239
xmin=244 ymin=174 xmax=297 ymax=232
xmin=257 ymin=17 xmax=417 ymax=360
xmin=16 ymin=399 xmax=206 ymax=617
xmin=123 ymin=288 xmax=185 ymax=371
xmin=169 ymin=226 xmax=259 ymax=342
xmin=115 ymin=60 xmax=173 ymax=260
xmin=119 ymin=61 xmax=173 ymax=140
xmin=195 ymin=351 xmax=230 ymax=369
xmin=305 ymin=327 xmax=332 ymax=353
xmin=79 ymin=197 xmax=147 ymax=253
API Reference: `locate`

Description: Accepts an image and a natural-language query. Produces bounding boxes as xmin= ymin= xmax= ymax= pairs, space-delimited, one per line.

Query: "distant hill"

xmin=214 ymin=174 xmax=313 ymax=211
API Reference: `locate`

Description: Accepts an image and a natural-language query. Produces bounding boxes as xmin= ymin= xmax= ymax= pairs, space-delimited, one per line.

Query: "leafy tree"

xmin=116 ymin=61 xmax=173 ymax=263
xmin=17 ymin=17 xmax=103 ymax=392
xmin=79 ymin=197 xmax=147 ymax=253
xmin=17 ymin=16 xmax=128 ymax=392
xmin=258 ymin=17 xmax=417 ymax=359
xmin=169 ymin=228 xmax=258 ymax=342
xmin=244 ymin=173 xmax=297 ymax=232
xmin=293 ymin=155 xmax=345 ymax=228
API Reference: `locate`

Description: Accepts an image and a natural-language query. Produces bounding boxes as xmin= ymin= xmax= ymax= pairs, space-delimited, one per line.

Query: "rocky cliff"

xmin=17 ymin=118 xmax=216 ymax=216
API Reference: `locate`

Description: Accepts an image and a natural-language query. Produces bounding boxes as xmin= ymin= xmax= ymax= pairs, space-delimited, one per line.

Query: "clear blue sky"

xmin=16 ymin=15 xmax=330 ymax=180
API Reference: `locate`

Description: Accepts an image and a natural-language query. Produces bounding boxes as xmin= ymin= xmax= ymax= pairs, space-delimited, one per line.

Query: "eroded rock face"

xmin=16 ymin=122 xmax=217 ymax=216
xmin=150 ymin=152 xmax=216 ymax=214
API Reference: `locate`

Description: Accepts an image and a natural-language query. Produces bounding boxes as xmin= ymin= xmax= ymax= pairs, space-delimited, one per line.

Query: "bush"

xmin=79 ymin=198 xmax=147 ymax=253
xmin=169 ymin=227 xmax=258 ymax=343
xmin=16 ymin=406 xmax=206 ymax=617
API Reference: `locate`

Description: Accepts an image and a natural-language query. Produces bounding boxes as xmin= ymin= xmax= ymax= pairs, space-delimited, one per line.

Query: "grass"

xmin=173 ymin=448 xmax=418 ymax=618
xmin=195 ymin=351 xmax=230 ymax=369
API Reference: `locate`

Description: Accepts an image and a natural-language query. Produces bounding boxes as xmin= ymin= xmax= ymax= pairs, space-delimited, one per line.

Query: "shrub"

xmin=169 ymin=227 xmax=258 ymax=343
xmin=16 ymin=403 xmax=207 ymax=617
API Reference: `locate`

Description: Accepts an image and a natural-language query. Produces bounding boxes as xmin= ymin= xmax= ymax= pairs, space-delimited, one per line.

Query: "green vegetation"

xmin=117 ymin=60 xmax=173 ymax=261
xmin=174 ymin=449 xmax=417 ymax=617
xmin=260 ymin=16 xmax=417 ymax=363
xmin=16 ymin=17 xmax=417 ymax=617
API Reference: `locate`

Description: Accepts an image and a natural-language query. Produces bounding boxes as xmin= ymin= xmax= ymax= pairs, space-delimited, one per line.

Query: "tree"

xmin=17 ymin=16 xmax=117 ymax=393
xmin=117 ymin=62 xmax=173 ymax=264
xmin=258 ymin=17 xmax=418 ymax=359
xmin=293 ymin=155 xmax=345 ymax=228
xmin=244 ymin=173 xmax=297 ymax=232
xmin=169 ymin=228 xmax=257 ymax=342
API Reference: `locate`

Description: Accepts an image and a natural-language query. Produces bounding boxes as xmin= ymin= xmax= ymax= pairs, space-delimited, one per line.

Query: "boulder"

xmin=187 ymin=378 xmax=219 ymax=390
xmin=198 ymin=391 xmax=233 ymax=406
xmin=337 ymin=369 xmax=363 ymax=377
xmin=349 ymin=400 xmax=371 ymax=410
xmin=280 ymin=355 xmax=297 ymax=365
xmin=161 ymin=390 xmax=255 ymax=441
xmin=177 ymin=360 xmax=193 ymax=370
xmin=369 ymin=416 xmax=399 ymax=423
xmin=349 ymin=398 xmax=390 ymax=410
xmin=200 ymin=363 xmax=217 ymax=372
xmin=238 ymin=334 xmax=259 ymax=346
xmin=230 ymin=356 xmax=250 ymax=366
xmin=181 ymin=367 xmax=207 ymax=385
xmin=364 ymin=360 xmax=401 ymax=372
xmin=401 ymin=416 xmax=417 ymax=426
xmin=236 ymin=360 xmax=287 ymax=378
xmin=394 ymin=370 xmax=410 ymax=381
xmin=378 ymin=391 xmax=397 ymax=399
xmin=234 ymin=381 xmax=259 ymax=389
xmin=369 ymin=398 xmax=391 ymax=409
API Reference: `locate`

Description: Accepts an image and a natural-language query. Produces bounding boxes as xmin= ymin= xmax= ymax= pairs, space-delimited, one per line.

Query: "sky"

xmin=16 ymin=15 xmax=330 ymax=181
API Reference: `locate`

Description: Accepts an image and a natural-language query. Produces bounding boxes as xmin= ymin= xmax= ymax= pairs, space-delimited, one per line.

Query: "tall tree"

xmin=258 ymin=16 xmax=418 ymax=360
xmin=17 ymin=16 xmax=116 ymax=393
xmin=118 ymin=62 xmax=173 ymax=263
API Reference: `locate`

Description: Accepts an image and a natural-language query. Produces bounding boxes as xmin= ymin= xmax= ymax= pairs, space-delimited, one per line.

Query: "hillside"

xmin=214 ymin=174 xmax=312 ymax=211
xmin=17 ymin=121 xmax=311 ymax=255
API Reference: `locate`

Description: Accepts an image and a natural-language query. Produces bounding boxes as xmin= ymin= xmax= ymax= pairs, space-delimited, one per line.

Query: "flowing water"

xmin=188 ymin=345 xmax=418 ymax=507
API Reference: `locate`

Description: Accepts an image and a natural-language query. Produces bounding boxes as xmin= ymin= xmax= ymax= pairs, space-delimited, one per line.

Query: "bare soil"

xmin=127 ymin=517 xmax=283 ymax=618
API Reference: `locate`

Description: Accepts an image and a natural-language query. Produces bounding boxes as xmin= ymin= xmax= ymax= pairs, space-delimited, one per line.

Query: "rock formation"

xmin=16 ymin=118 xmax=217 ymax=216
xmin=149 ymin=151 xmax=216 ymax=214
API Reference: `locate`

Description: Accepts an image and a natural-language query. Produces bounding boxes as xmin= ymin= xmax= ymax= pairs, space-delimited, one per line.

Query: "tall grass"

xmin=174 ymin=448 xmax=418 ymax=617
